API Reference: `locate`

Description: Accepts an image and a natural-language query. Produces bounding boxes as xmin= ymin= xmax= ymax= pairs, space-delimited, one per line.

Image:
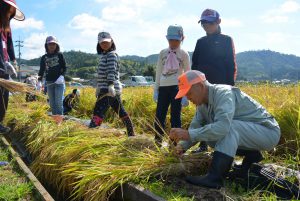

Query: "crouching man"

xmin=169 ymin=70 xmax=280 ymax=189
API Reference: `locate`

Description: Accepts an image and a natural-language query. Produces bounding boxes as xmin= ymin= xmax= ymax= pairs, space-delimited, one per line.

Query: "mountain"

xmin=123 ymin=50 xmax=300 ymax=81
xmin=236 ymin=50 xmax=300 ymax=81
xmin=22 ymin=50 xmax=300 ymax=81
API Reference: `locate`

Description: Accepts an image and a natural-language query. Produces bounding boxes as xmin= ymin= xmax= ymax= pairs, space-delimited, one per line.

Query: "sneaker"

xmin=0 ymin=124 xmax=10 ymax=134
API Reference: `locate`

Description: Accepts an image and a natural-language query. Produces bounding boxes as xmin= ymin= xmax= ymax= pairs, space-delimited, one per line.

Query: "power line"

xmin=15 ymin=36 xmax=24 ymax=82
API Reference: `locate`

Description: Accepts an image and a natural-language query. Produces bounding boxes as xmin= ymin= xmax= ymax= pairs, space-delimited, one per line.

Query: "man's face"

xmin=186 ymin=83 xmax=206 ymax=106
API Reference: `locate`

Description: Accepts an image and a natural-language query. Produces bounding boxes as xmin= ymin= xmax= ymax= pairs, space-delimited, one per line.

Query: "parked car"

xmin=69 ymin=82 xmax=84 ymax=88
xmin=144 ymin=76 xmax=154 ymax=84
xmin=122 ymin=76 xmax=151 ymax=87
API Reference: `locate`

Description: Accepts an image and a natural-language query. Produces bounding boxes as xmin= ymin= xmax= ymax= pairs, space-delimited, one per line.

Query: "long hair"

xmin=0 ymin=1 xmax=16 ymax=33
xmin=96 ymin=41 xmax=116 ymax=54
xmin=44 ymin=43 xmax=60 ymax=54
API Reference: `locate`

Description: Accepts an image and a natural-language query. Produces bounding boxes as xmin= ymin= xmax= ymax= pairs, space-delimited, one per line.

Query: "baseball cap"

xmin=175 ymin=70 xmax=206 ymax=99
xmin=98 ymin=32 xmax=112 ymax=43
xmin=166 ymin=24 xmax=184 ymax=41
xmin=45 ymin=36 xmax=59 ymax=45
xmin=3 ymin=0 xmax=25 ymax=21
xmin=198 ymin=9 xmax=220 ymax=23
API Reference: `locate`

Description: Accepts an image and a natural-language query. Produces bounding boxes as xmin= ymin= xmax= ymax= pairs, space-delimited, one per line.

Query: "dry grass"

xmin=0 ymin=78 xmax=35 ymax=94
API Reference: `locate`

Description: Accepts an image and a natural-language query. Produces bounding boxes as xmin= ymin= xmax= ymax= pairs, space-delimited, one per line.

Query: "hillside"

xmin=22 ymin=50 xmax=300 ymax=81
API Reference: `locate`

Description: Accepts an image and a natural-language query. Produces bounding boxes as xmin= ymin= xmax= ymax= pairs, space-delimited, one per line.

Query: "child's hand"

xmin=5 ymin=62 xmax=17 ymax=77
xmin=108 ymin=85 xmax=116 ymax=97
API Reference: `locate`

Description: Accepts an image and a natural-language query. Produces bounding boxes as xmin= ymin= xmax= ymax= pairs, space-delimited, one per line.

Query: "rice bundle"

xmin=0 ymin=78 xmax=35 ymax=94
xmin=5 ymin=98 xmax=211 ymax=201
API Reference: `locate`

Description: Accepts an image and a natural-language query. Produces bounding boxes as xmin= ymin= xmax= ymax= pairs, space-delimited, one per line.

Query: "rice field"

xmin=4 ymin=83 xmax=300 ymax=201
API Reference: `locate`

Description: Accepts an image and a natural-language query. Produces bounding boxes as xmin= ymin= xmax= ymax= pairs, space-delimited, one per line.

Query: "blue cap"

xmin=198 ymin=9 xmax=220 ymax=23
xmin=166 ymin=25 xmax=184 ymax=41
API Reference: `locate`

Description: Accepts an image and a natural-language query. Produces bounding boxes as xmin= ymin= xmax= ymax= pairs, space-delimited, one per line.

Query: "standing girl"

xmin=191 ymin=8 xmax=237 ymax=153
xmin=154 ymin=24 xmax=190 ymax=144
xmin=0 ymin=0 xmax=25 ymax=133
xmin=89 ymin=31 xmax=134 ymax=137
xmin=38 ymin=36 xmax=66 ymax=115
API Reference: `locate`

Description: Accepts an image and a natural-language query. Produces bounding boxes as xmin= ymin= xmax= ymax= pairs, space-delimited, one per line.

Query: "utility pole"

xmin=15 ymin=36 xmax=24 ymax=82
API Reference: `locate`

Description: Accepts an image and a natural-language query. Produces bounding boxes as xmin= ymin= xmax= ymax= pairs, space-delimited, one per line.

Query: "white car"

xmin=122 ymin=76 xmax=151 ymax=87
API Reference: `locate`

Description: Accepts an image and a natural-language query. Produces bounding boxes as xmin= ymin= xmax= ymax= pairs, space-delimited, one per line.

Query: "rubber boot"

xmin=89 ymin=115 xmax=103 ymax=128
xmin=192 ymin=141 xmax=208 ymax=153
xmin=0 ymin=124 xmax=10 ymax=134
xmin=228 ymin=149 xmax=263 ymax=179
xmin=186 ymin=151 xmax=233 ymax=189
xmin=122 ymin=116 xmax=135 ymax=137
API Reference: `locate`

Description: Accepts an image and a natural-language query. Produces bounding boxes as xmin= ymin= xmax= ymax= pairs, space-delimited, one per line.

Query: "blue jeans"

xmin=154 ymin=85 xmax=182 ymax=142
xmin=47 ymin=81 xmax=65 ymax=115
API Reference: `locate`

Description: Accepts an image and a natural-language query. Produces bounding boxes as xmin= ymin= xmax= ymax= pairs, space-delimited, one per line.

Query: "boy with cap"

xmin=153 ymin=24 xmax=190 ymax=144
xmin=169 ymin=70 xmax=280 ymax=189
xmin=192 ymin=8 xmax=238 ymax=153
xmin=0 ymin=0 xmax=25 ymax=133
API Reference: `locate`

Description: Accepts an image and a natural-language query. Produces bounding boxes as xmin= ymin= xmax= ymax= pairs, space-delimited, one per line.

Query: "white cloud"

xmin=221 ymin=18 xmax=243 ymax=28
xmin=261 ymin=0 xmax=300 ymax=24
xmin=22 ymin=32 xmax=48 ymax=59
xmin=67 ymin=0 xmax=170 ymax=56
xmin=11 ymin=17 xmax=44 ymax=30
xmin=68 ymin=13 xmax=109 ymax=37
xmin=102 ymin=5 xmax=138 ymax=21
xmin=280 ymin=0 xmax=300 ymax=13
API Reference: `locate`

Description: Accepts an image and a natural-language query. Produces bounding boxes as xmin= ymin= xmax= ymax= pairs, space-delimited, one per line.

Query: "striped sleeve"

xmin=106 ymin=53 xmax=118 ymax=85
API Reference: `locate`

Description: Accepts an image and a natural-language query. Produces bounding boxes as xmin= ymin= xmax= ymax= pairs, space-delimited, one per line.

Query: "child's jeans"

xmin=47 ymin=81 xmax=65 ymax=115
xmin=154 ymin=85 xmax=182 ymax=143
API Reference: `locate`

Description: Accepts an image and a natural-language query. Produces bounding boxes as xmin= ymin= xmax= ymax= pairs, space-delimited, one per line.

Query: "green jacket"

xmin=180 ymin=83 xmax=279 ymax=149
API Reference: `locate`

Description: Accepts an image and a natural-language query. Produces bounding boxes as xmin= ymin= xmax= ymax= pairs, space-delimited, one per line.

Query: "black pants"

xmin=0 ymin=86 xmax=9 ymax=123
xmin=154 ymin=85 xmax=182 ymax=142
xmin=90 ymin=94 xmax=134 ymax=136
xmin=92 ymin=94 xmax=128 ymax=120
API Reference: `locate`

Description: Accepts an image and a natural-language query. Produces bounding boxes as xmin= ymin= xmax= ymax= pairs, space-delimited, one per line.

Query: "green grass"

xmin=141 ymin=179 xmax=194 ymax=201
xmin=0 ymin=146 xmax=33 ymax=201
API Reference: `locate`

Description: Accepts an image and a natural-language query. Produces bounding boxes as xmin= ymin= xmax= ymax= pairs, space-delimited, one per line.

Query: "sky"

xmin=10 ymin=0 xmax=300 ymax=59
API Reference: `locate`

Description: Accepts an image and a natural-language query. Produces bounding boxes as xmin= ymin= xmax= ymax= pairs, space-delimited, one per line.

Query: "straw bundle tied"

xmin=0 ymin=78 xmax=35 ymax=93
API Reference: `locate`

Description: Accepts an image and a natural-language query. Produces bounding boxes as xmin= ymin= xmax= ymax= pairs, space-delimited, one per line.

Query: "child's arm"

xmin=60 ymin=53 xmax=67 ymax=76
xmin=106 ymin=53 xmax=118 ymax=85
xmin=38 ymin=55 xmax=46 ymax=81
xmin=154 ymin=51 xmax=164 ymax=89
xmin=225 ymin=37 xmax=237 ymax=83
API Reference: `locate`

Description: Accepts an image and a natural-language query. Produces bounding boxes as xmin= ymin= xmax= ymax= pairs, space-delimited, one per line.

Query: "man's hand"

xmin=175 ymin=144 xmax=185 ymax=155
xmin=169 ymin=128 xmax=190 ymax=143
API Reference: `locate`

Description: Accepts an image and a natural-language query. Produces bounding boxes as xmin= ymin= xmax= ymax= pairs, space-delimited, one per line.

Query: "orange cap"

xmin=175 ymin=70 xmax=206 ymax=99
